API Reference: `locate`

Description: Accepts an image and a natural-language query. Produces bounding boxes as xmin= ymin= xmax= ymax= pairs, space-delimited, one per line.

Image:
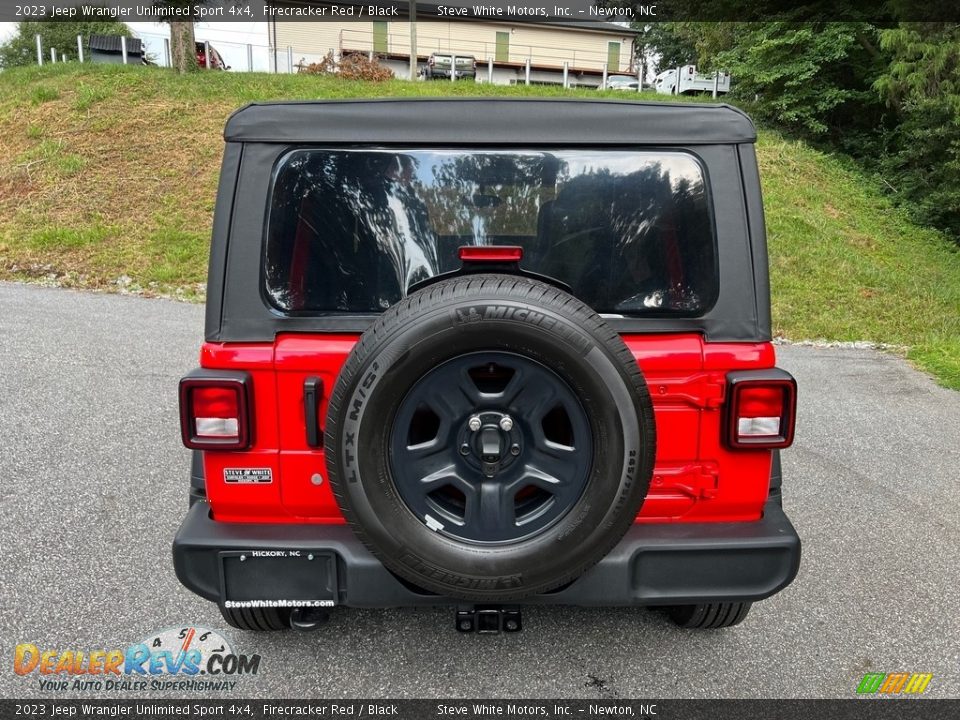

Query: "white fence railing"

xmin=32 ymin=30 xmax=641 ymax=90
xmin=336 ymin=27 xmax=628 ymax=73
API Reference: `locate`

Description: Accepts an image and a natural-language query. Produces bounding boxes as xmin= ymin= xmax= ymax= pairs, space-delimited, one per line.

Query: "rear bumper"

xmin=173 ymin=497 xmax=800 ymax=608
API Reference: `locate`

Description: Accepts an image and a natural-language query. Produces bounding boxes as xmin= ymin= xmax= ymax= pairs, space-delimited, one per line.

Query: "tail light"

xmin=725 ymin=370 xmax=796 ymax=449
xmin=179 ymin=373 xmax=252 ymax=450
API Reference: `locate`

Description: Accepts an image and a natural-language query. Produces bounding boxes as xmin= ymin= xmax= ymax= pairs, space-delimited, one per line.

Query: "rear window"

xmin=264 ymin=148 xmax=718 ymax=316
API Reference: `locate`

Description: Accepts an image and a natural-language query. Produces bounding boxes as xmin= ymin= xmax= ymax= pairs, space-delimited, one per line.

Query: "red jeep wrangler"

xmin=173 ymin=99 xmax=800 ymax=633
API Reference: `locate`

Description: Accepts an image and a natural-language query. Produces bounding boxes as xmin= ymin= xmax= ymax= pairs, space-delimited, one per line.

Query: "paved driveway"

xmin=0 ymin=283 xmax=957 ymax=699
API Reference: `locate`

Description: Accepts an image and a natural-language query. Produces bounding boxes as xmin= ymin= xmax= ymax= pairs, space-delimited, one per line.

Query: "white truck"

xmin=654 ymin=65 xmax=731 ymax=96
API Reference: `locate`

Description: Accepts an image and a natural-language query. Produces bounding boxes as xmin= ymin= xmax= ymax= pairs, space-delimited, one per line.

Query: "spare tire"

xmin=325 ymin=274 xmax=655 ymax=600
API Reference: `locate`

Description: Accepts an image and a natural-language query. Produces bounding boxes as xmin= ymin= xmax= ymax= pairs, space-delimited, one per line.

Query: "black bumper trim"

xmin=188 ymin=450 xmax=206 ymax=507
xmin=173 ymin=498 xmax=800 ymax=607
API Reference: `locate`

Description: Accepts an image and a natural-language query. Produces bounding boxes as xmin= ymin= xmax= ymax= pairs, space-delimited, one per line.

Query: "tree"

xmin=875 ymin=23 xmax=960 ymax=109
xmin=152 ymin=1 xmax=207 ymax=73
xmin=168 ymin=20 xmax=196 ymax=74
xmin=0 ymin=20 xmax=132 ymax=68
xmin=874 ymin=23 xmax=960 ymax=238
xmin=634 ymin=23 xmax=698 ymax=77
xmin=655 ymin=21 xmax=890 ymax=145
xmin=632 ymin=12 xmax=960 ymax=240
xmin=713 ymin=23 xmax=888 ymax=136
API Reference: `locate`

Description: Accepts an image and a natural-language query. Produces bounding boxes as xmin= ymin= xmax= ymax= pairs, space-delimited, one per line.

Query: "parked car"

xmin=655 ymin=65 xmax=731 ymax=95
xmin=425 ymin=52 xmax=476 ymax=80
xmin=599 ymin=74 xmax=640 ymax=91
xmin=195 ymin=41 xmax=229 ymax=70
xmin=173 ymin=99 xmax=800 ymax=634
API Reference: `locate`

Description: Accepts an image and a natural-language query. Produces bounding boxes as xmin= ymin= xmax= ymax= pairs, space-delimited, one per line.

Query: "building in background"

xmin=268 ymin=1 xmax=637 ymax=87
xmin=89 ymin=35 xmax=145 ymax=65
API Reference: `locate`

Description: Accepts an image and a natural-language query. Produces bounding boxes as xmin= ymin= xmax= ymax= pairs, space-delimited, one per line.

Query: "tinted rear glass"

xmin=265 ymin=149 xmax=718 ymax=315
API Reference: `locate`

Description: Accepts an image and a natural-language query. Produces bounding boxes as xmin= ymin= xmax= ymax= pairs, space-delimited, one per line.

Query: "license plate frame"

xmin=219 ymin=550 xmax=337 ymax=607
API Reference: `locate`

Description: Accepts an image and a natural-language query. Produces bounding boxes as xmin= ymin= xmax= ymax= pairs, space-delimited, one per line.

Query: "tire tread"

xmin=218 ymin=605 xmax=290 ymax=632
xmin=666 ymin=602 xmax=752 ymax=629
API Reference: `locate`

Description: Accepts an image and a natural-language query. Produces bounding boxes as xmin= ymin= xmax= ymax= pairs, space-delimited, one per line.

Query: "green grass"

xmin=29 ymin=85 xmax=59 ymax=104
xmin=145 ymin=228 xmax=209 ymax=285
xmin=15 ymin=137 xmax=87 ymax=175
xmin=910 ymin=338 xmax=960 ymax=389
xmin=0 ymin=63 xmax=958 ymax=389
xmin=0 ymin=61 xmax=667 ymax=104
xmin=73 ymin=83 xmax=114 ymax=111
xmin=760 ymin=133 xmax=960 ymax=387
xmin=27 ymin=225 xmax=113 ymax=250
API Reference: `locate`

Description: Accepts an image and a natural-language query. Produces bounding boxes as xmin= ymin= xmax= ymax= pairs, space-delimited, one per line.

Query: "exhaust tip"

xmin=289 ymin=607 xmax=330 ymax=632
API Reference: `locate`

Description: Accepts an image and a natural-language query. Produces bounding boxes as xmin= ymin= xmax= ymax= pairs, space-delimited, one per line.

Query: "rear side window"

xmin=265 ymin=148 xmax=718 ymax=316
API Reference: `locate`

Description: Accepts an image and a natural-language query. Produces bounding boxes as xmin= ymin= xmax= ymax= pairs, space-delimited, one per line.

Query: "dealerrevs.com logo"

xmin=13 ymin=627 xmax=261 ymax=692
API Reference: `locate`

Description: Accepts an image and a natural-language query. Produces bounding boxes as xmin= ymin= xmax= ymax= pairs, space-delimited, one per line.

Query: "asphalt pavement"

xmin=0 ymin=282 xmax=957 ymax=700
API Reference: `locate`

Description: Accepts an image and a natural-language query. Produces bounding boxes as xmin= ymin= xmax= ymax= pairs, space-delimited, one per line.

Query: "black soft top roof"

xmin=223 ymin=98 xmax=757 ymax=145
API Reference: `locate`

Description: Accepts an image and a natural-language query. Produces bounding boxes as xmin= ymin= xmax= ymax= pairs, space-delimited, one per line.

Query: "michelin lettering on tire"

xmin=453 ymin=304 xmax=591 ymax=355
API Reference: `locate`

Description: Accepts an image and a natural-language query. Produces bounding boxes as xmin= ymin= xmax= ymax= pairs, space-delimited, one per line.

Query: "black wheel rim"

xmin=389 ymin=351 xmax=593 ymax=544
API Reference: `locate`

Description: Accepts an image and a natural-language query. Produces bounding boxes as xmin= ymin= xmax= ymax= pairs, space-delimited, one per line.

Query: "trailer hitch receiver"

xmin=455 ymin=605 xmax=522 ymax=634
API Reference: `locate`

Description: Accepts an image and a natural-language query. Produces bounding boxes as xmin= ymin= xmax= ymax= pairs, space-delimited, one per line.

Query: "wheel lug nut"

xmin=510 ymin=444 xmax=520 ymax=456
xmin=499 ymin=416 xmax=514 ymax=431
xmin=460 ymin=443 xmax=470 ymax=455
xmin=468 ymin=415 xmax=482 ymax=431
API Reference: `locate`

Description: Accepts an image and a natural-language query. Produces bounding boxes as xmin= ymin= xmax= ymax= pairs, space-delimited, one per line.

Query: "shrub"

xmin=298 ymin=51 xmax=393 ymax=82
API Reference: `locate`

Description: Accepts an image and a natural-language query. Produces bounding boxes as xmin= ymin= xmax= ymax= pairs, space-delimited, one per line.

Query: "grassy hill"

xmin=1 ymin=63 xmax=958 ymax=389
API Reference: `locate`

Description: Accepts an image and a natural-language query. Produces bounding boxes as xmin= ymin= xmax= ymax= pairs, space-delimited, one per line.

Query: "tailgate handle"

xmin=304 ymin=377 xmax=323 ymax=448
